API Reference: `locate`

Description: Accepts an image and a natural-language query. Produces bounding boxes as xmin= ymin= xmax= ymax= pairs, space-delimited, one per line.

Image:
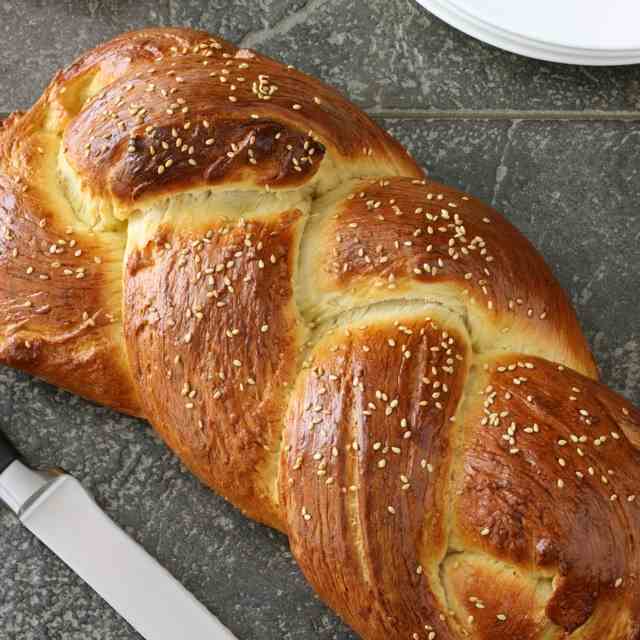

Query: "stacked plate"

xmin=417 ymin=0 xmax=640 ymax=65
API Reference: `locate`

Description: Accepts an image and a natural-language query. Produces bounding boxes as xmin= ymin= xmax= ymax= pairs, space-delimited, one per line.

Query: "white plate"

xmin=417 ymin=0 xmax=640 ymax=65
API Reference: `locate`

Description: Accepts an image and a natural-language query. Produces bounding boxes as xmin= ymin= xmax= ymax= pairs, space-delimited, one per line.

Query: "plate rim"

xmin=444 ymin=0 xmax=640 ymax=52
xmin=417 ymin=0 xmax=640 ymax=65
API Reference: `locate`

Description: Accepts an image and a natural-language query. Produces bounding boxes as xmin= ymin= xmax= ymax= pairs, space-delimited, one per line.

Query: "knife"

xmin=0 ymin=428 xmax=237 ymax=640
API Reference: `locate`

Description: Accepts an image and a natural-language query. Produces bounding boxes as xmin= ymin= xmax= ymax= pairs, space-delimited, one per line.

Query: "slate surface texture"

xmin=0 ymin=1 xmax=639 ymax=639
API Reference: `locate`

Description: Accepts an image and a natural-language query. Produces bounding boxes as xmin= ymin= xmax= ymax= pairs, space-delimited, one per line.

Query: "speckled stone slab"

xmin=1 ymin=0 xmax=639 ymax=113
xmin=0 ymin=1 xmax=639 ymax=639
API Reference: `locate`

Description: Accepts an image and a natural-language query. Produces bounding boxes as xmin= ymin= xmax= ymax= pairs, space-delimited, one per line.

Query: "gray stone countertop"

xmin=0 ymin=1 xmax=639 ymax=639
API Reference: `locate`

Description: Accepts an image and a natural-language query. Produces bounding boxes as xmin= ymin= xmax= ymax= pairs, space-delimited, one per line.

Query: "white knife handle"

xmin=0 ymin=460 xmax=50 ymax=514
xmin=20 ymin=476 xmax=239 ymax=640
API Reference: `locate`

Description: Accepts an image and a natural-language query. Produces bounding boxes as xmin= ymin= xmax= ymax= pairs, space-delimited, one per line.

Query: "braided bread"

xmin=2 ymin=27 xmax=639 ymax=640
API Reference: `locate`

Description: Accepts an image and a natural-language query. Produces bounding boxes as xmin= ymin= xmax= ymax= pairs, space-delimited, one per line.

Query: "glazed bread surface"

xmin=2 ymin=27 xmax=640 ymax=640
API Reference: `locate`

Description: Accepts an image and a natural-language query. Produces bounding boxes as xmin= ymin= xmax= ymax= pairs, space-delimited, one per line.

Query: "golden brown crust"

xmin=442 ymin=554 xmax=551 ymax=640
xmin=0 ymin=173 xmax=141 ymax=415
xmin=450 ymin=355 xmax=640 ymax=638
xmin=283 ymin=306 xmax=471 ymax=640
xmin=124 ymin=211 xmax=306 ymax=530
xmin=300 ymin=177 xmax=597 ymax=378
xmin=2 ymin=26 xmax=639 ymax=640
xmin=59 ymin=29 xmax=421 ymax=214
xmin=64 ymin=63 xmax=328 ymax=204
xmin=58 ymin=27 xmax=224 ymax=88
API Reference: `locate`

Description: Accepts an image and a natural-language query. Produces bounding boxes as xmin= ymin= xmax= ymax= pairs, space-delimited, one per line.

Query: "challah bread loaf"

xmin=2 ymin=27 xmax=639 ymax=640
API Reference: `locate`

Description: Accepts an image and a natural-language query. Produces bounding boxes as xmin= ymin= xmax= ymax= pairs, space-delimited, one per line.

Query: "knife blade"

xmin=0 ymin=429 xmax=237 ymax=640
